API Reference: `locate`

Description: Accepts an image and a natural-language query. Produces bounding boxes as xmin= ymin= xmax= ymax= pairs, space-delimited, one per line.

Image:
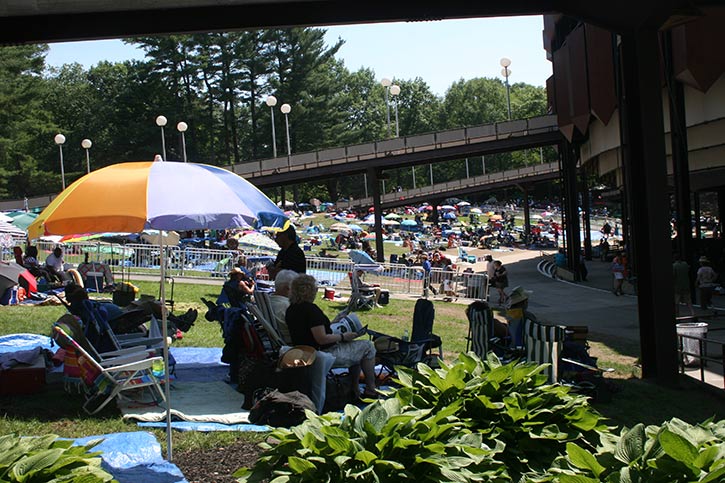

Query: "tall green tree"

xmin=0 ymin=44 xmax=54 ymax=198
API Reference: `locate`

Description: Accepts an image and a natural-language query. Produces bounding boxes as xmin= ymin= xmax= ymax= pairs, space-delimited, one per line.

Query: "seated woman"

xmin=286 ymin=274 xmax=378 ymax=398
xmin=224 ymin=267 xmax=255 ymax=307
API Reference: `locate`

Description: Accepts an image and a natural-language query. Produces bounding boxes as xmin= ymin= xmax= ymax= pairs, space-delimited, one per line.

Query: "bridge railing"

xmin=231 ymin=115 xmax=558 ymax=178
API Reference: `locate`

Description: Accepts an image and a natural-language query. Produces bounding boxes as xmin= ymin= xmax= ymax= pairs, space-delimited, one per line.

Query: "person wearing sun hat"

xmin=269 ymin=222 xmax=306 ymax=280
xmin=224 ymin=267 xmax=255 ymax=306
xmin=696 ymin=255 xmax=718 ymax=311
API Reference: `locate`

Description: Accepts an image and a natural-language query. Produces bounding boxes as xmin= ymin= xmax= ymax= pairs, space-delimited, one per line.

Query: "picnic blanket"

xmin=119 ymin=381 xmax=249 ymax=424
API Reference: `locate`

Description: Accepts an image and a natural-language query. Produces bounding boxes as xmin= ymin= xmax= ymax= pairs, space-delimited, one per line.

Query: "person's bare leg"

xmin=361 ymin=357 xmax=377 ymax=392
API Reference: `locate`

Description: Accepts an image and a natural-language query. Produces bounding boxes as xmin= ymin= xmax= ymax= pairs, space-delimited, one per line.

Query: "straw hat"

xmin=228 ymin=267 xmax=244 ymax=277
xmin=508 ymin=286 xmax=531 ymax=306
xmin=278 ymin=345 xmax=317 ymax=369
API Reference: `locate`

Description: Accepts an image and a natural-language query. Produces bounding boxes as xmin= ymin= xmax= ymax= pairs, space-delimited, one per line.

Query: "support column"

xmin=663 ymin=31 xmax=693 ymax=263
xmin=619 ymin=29 xmax=678 ymax=385
xmin=521 ymin=185 xmax=531 ymax=243
xmin=580 ymin=173 xmax=593 ymax=260
xmin=368 ymin=167 xmax=385 ymax=262
xmin=561 ymin=141 xmax=581 ymax=280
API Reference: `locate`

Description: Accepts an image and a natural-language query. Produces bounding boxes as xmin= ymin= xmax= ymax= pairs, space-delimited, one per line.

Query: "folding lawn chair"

xmin=522 ymin=318 xmax=615 ymax=400
xmin=51 ymin=325 xmax=166 ymax=414
xmin=369 ymin=299 xmax=442 ymax=373
xmin=347 ymin=271 xmax=376 ymax=311
xmin=465 ymin=301 xmax=491 ymax=357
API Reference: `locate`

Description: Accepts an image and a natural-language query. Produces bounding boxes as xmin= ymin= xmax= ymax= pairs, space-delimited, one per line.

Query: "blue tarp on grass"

xmin=74 ymin=432 xmax=187 ymax=483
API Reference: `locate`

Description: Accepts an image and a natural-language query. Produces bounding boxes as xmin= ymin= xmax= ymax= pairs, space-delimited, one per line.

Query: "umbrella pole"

xmin=159 ymin=239 xmax=173 ymax=461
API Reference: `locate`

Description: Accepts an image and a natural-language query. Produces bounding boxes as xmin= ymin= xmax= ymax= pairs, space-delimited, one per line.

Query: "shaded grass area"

xmin=1 ymin=280 xmax=723 ymax=452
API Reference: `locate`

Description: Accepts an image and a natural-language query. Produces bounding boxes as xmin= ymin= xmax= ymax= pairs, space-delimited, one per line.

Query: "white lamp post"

xmin=381 ymin=77 xmax=392 ymax=137
xmin=390 ymin=84 xmax=401 ymax=137
xmin=81 ymin=138 xmax=92 ymax=174
xmin=280 ymin=103 xmax=292 ymax=157
xmin=177 ymin=122 xmax=188 ymax=162
xmin=266 ymin=95 xmax=278 ymax=158
xmin=54 ymin=133 xmax=66 ymax=189
xmin=155 ymin=115 xmax=167 ymax=161
xmin=500 ymin=57 xmax=512 ymax=120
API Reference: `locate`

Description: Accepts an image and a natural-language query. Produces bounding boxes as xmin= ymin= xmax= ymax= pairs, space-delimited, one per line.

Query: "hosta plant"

xmin=392 ymin=352 xmax=610 ymax=480
xmin=543 ymin=417 xmax=725 ymax=482
xmin=234 ymin=397 xmax=509 ymax=483
xmin=0 ymin=433 xmax=116 ymax=483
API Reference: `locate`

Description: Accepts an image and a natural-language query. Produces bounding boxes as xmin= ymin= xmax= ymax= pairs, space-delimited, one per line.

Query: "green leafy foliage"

xmin=393 ymin=352 xmax=609 ymax=480
xmin=234 ymin=399 xmax=508 ymax=483
xmin=0 ymin=433 xmax=116 ymax=483
xmin=545 ymin=418 xmax=725 ymax=482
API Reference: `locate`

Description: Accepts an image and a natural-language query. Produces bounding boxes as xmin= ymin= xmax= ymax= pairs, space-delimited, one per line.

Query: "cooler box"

xmin=0 ymin=355 xmax=47 ymax=395
xmin=379 ymin=290 xmax=390 ymax=305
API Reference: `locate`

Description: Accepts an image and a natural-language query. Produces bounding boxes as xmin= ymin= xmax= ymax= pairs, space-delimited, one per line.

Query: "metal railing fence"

xmin=4 ymin=241 xmax=488 ymax=300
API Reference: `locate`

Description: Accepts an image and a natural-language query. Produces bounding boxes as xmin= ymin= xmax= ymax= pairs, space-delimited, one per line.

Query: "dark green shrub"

xmin=544 ymin=417 xmax=725 ymax=482
xmin=0 ymin=433 xmax=116 ymax=482
xmin=392 ymin=352 xmax=610 ymax=480
xmin=234 ymin=398 xmax=509 ymax=483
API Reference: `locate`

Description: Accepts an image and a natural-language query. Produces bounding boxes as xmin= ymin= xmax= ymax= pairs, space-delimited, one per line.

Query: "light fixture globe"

xmin=81 ymin=139 xmax=92 ymax=149
xmin=500 ymin=57 xmax=512 ymax=68
xmin=54 ymin=133 xmax=66 ymax=145
xmin=381 ymin=77 xmax=392 ymax=87
xmin=390 ymin=85 xmax=401 ymax=96
xmin=266 ymin=95 xmax=277 ymax=107
xmin=280 ymin=103 xmax=291 ymax=114
xmin=501 ymin=68 xmax=512 ymax=77
xmin=177 ymin=121 xmax=188 ymax=132
xmin=155 ymin=115 xmax=168 ymax=127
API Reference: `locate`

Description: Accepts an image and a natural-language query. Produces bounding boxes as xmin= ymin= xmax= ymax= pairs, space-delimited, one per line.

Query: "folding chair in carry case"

xmin=369 ymin=299 xmax=442 ymax=373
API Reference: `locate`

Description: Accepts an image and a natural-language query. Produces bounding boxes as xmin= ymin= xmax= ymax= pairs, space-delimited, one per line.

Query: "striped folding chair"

xmin=51 ymin=325 xmax=166 ymax=414
xmin=522 ymin=318 xmax=566 ymax=384
xmin=465 ymin=301 xmax=491 ymax=357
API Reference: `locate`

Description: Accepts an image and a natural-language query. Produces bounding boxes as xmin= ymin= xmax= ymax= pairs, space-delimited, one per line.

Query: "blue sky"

xmin=45 ymin=16 xmax=551 ymax=97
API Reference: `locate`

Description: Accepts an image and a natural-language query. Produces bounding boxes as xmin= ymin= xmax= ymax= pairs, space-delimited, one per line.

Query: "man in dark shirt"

xmin=269 ymin=225 xmax=306 ymax=279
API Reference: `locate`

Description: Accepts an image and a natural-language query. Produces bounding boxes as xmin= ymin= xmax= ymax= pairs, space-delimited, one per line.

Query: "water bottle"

xmin=402 ymin=329 xmax=409 ymax=342
xmin=152 ymin=359 xmax=165 ymax=378
xmin=9 ymin=286 xmax=18 ymax=305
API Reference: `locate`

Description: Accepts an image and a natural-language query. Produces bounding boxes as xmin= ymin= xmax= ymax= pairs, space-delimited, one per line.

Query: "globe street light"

xmin=54 ymin=133 xmax=66 ymax=189
xmin=500 ymin=57 xmax=512 ymax=120
xmin=280 ymin=103 xmax=292 ymax=158
xmin=381 ymin=77 xmax=392 ymax=137
xmin=81 ymin=138 xmax=92 ymax=174
xmin=390 ymin=84 xmax=401 ymax=137
xmin=266 ymin=95 xmax=278 ymax=158
xmin=177 ymin=121 xmax=188 ymax=162
xmin=155 ymin=115 xmax=168 ymax=161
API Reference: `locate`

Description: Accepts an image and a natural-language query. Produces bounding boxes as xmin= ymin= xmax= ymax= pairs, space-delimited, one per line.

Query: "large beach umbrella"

xmin=237 ymin=231 xmax=279 ymax=252
xmin=8 ymin=212 xmax=37 ymax=231
xmin=27 ymin=161 xmax=287 ymax=460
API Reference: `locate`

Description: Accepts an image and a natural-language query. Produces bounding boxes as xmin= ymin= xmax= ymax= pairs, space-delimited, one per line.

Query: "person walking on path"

xmin=696 ymin=255 xmax=718 ymax=311
xmin=491 ymin=260 xmax=509 ymax=305
xmin=421 ymin=253 xmax=437 ymax=298
xmin=672 ymin=253 xmax=694 ymax=316
xmin=611 ymin=252 xmax=625 ymax=296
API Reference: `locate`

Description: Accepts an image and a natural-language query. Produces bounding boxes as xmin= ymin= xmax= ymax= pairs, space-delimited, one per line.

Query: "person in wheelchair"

xmin=286 ymin=274 xmax=379 ymax=398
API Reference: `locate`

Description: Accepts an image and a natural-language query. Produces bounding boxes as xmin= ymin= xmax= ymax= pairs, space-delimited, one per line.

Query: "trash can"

xmin=676 ymin=322 xmax=708 ymax=366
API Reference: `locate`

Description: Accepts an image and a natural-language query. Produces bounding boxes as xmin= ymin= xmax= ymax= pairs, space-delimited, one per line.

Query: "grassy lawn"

xmin=1 ymin=279 xmax=723 ymax=454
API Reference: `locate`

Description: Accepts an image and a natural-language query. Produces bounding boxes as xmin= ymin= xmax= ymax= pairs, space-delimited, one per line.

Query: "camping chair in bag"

xmin=369 ymin=299 xmax=442 ymax=374
xmin=51 ymin=325 xmax=166 ymax=414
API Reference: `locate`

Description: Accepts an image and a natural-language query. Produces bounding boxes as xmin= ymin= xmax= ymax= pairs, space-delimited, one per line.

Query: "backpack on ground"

xmin=248 ymin=389 xmax=315 ymax=427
